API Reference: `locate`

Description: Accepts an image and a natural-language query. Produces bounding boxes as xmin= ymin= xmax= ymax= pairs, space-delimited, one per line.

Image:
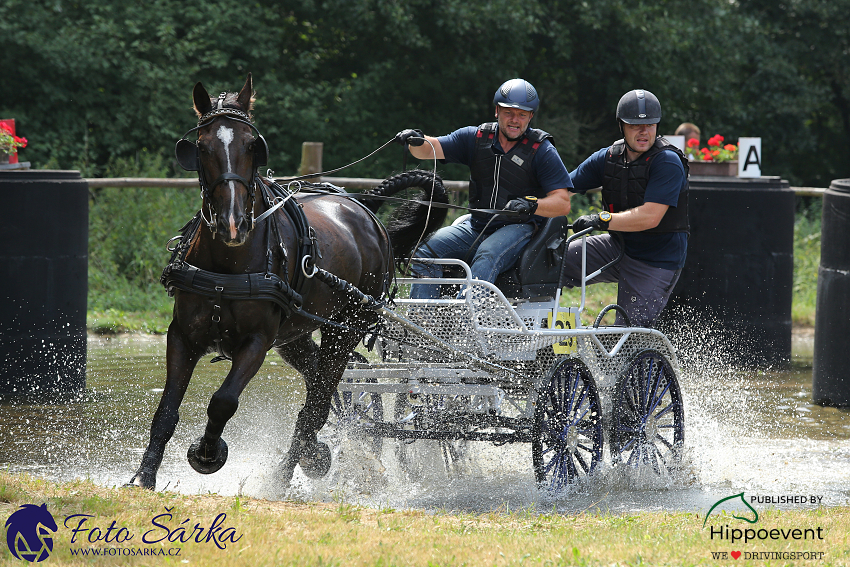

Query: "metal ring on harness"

xmin=301 ymin=255 xmax=318 ymax=278
xmin=166 ymin=235 xmax=182 ymax=252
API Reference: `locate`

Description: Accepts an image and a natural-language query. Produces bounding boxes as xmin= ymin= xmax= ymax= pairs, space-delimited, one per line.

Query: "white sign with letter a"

xmin=738 ymin=137 xmax=761 ymax=178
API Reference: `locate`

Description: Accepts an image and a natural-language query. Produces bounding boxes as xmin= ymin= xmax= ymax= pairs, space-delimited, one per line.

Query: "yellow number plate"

xmin=548 ymin=310 xmax=577 ymax=354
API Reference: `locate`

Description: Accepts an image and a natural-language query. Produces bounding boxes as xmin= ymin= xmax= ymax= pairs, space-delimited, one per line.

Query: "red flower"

xmin=0 ymin=123 xmax=11 ymax=134
xmin=707 ymin=134 xmax=724 ymax=147
xmin=687 ymin=138 xmax=701 ymax=148
xmin=700 ymin=147 xmax=711 ymax=154
xmin=723 ymin=144 xmax=737 ymax=152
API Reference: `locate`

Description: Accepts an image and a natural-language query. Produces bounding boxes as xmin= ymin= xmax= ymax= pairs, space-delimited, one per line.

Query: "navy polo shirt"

xmin=437 ymin=126 xmax=573 ymax=193
xmin=570 ymin=147 xmax=688 ymax=270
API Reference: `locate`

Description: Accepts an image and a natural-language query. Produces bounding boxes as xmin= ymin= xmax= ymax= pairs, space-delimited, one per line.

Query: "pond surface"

xmin=1 ymin=330 xmax=848 ymax=514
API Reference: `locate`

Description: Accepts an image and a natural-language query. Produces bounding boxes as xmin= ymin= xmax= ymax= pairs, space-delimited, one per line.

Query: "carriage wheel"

xmin=532 ymin=358 xmax=603 ymax=489
xmin=330 ymin=365 xmax=385 ymax=457
xmin=611 ymin=349 xmax=685 ymax=473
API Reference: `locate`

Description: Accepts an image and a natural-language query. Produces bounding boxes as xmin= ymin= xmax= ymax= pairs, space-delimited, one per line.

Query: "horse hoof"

xmin=299 ymin=442 xmax=332 ymax=479
xmin=187 ymin=437 xmax=229 ymax=475
xmin=124 ymin=472 xmax=155 ymax=490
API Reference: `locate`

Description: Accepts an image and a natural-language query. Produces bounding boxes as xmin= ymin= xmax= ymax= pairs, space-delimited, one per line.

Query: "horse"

xmin=128 ymin=73 xmax=447 ymax=490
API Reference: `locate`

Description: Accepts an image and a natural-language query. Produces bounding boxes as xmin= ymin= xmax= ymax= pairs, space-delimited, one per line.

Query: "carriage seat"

xmin=494 ymin=216 xmax=568 ymax=299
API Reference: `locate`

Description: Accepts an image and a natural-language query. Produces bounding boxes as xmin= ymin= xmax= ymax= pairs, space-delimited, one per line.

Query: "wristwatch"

xmin=599 ymin=211 xmax=612 ymax=223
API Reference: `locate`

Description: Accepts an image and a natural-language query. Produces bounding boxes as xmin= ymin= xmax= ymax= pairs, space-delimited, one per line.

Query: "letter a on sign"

xmin=738 ymin=138 xmax=761 ymax=178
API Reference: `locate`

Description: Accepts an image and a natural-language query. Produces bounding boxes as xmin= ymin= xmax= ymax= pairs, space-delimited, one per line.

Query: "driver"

xmin=395 ymin=78 xmax=573 ymax=299
xmin=561 ymin=89 xmax=689 ymax=327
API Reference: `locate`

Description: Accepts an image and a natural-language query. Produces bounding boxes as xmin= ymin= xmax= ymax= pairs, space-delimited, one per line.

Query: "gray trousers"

xmin=559 ymin=234 xmax=681 ymax=327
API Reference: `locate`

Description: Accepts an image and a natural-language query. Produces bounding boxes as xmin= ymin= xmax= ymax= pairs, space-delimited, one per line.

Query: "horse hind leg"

xmin=277 ymin=327 xmax=363 ymax=486
xmin=187 ymin=334 xmax=269 ymax=476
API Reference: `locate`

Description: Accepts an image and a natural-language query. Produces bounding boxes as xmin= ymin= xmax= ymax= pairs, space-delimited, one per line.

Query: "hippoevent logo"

xmin=704 ymin=492 xmax=826 ymax=561
xmin=5 ymin=504 xmax=58 ymax=562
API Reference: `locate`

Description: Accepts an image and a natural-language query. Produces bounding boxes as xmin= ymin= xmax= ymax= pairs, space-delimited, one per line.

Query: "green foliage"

xmin=3 ymin=0 xmax=849 ymax=186
xmin=87 ymin=151 xmax=197 ymax=320
xmin=792 ymin=197 xmax=822 ymax=326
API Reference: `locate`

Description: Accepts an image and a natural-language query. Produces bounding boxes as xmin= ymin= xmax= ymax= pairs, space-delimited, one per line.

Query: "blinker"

xmin=175 ymin=139 xmax=200 ymax=171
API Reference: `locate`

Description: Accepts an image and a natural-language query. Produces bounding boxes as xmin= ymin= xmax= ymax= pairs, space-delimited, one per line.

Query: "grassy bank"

xmin=1 ymin=471 xmax=847 ymax=566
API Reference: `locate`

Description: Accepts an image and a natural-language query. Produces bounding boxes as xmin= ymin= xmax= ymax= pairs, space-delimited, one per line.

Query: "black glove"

xmin=503 ymin=196 xmax=539 ymax=221
xmin=571 ymin=213 xmax=610 ymax=233
xmin=395 ymin=128 xmax=425 ymax=147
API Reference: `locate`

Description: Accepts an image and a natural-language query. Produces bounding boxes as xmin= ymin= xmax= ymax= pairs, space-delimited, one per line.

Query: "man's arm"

xmin=408 ymin=136 xmax=445 ymax=160
xmin=535 ymin=188 xmax=574 ymax=217
xmin=607 ymin=202 xmax=668 ymax=231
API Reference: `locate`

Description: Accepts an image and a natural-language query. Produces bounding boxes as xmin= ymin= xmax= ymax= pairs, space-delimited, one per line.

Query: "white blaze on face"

xmin=216 ymin=125 xmax=239 ymax=240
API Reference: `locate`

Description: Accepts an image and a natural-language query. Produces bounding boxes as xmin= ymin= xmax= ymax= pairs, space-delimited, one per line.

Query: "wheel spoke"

xmin=654 ymin=399 xmax=675 ymax=420
xmin=647 ymin=379 xmax=671 ymax=415
xmin=654 ymin=434 xmax=674 ymax=451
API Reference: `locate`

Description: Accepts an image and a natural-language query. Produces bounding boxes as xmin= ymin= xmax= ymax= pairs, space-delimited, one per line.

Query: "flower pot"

xmin=688 ymin=160 xmax=737 ymax=177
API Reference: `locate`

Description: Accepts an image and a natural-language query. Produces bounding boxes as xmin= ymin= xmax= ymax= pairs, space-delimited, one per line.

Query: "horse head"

xmin=176 ymin=73 xmax=268 ymax=246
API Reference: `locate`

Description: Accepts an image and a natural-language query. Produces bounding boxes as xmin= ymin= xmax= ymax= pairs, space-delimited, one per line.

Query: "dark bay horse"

xmin=128 ymin=74 xmax=446 ymax=489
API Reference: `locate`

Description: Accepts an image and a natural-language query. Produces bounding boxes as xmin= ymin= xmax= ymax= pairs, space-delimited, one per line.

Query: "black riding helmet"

xmin=616 ymin=89 xmax=662 ymax=153
xmin=616 ymin=89 xmax=662 ymax=127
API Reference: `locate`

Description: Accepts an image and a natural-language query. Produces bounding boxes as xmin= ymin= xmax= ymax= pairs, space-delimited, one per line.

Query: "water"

xmin=1 ymin=330 xmax=848 ymax=514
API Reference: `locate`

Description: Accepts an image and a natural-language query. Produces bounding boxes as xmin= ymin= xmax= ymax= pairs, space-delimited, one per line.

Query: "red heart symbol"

xmin=731 ymin=551 xmax=741 ymax=559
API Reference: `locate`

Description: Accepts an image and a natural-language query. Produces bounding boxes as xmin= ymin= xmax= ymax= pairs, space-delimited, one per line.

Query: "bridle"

xmin=175 ymin=92 xmax=269 ymax=235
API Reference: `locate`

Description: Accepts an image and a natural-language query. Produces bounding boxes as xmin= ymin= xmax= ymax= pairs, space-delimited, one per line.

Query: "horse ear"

xmin=193 ymin=82 xmax=212 ymax=117
xmin=237 ymin=72 xmax=254 ymax=112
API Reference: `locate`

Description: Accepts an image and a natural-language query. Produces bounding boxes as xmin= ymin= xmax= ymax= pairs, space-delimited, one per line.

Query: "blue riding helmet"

xmin=494 ymin=79 xmax=539 ymax=113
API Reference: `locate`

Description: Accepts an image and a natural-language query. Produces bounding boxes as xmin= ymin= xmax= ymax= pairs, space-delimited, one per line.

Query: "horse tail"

xmin=361 ymin=169 xmax=449 ymax=263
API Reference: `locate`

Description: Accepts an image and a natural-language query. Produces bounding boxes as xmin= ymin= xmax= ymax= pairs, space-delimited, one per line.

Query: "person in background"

xmin=675 ymin=122 xmax=701 ymax=159
xmin=395 ymin=78 xmax=573 ymax=299
xmin=561 ymin=89 xmax=689 ymax=327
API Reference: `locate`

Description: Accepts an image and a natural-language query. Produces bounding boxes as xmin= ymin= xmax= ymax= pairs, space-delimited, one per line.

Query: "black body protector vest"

xmin=601 ymin=137 xmax=690 ymax=233
xmin=468 ymin=122 xmax=552 ymax=231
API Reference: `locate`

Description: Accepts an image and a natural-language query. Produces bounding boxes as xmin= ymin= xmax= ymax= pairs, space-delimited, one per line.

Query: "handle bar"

xmin=564 ymin=226 xmax=625 ymax=277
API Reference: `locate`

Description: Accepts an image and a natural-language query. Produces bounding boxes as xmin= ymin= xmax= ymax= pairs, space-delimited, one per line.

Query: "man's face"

xmin=623 ymin=122 xmax=657 ymax=154
xmin=495 ymin=105 xmax=533 ymax=141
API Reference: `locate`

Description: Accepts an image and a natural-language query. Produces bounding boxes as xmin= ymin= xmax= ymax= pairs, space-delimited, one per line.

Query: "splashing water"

xmin=1 ymin=331 xmax=847 ymax=513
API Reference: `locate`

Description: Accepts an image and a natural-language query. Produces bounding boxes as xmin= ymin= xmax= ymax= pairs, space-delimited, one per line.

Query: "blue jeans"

xmin=410 ymin=220 xmax=534 ymax=299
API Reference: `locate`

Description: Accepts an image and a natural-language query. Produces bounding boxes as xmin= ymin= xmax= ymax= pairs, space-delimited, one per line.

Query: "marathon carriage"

xmin=327 ymin=216 xmax=686 ymax=489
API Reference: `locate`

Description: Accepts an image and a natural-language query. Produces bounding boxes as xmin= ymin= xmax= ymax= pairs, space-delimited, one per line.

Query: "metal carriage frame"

xmin=328 ymin=232 xmax=686 ymax=488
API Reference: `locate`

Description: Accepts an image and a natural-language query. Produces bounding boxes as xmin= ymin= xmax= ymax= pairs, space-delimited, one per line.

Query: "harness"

xmin=161 ymin=177 xmax=319 ymax=361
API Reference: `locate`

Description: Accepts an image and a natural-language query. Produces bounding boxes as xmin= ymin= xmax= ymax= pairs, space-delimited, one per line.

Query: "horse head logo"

xmin=5 ymin=503 xmax=58 ymax=562
xmin=703 ymin=492 xmax=759 ymax=528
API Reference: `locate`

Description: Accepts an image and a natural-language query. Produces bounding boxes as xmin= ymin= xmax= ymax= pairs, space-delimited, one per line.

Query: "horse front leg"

xmin=186 ymin=334 xmax=269 ymax=475
xmin=128 ymin=323 xmax=202 ymax=489
xmin=277 ymin=326 xmax=364 ymax=486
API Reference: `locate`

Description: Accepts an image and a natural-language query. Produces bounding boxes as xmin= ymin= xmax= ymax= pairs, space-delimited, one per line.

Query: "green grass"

xmin=1 ymin=471 xmax=847 ymax=566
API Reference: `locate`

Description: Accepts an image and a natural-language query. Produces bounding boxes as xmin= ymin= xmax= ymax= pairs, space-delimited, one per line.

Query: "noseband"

xmin=175 ymin=93 xmax=269 ymax=235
